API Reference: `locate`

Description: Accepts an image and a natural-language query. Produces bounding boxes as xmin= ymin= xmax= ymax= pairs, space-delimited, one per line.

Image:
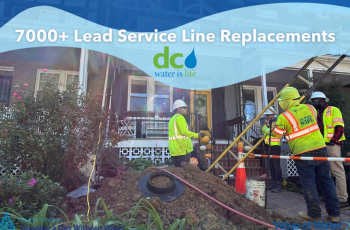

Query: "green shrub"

xmin=0 ymin=170 xmax=65 ymax=218
xmin=0 ymin=79 xmax=126 ymax=189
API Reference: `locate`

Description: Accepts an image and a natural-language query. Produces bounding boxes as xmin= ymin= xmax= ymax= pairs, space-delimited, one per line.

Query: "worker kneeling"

xmin=169 ymin=100 xmax=205 ymax=167
xmin=264 ymin=87 xmax=340 ymax=223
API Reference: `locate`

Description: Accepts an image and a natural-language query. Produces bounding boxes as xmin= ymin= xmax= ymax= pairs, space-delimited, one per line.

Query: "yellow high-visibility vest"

xmin=168 ymin=114 xmax=198 ymax=156
xmin=262 ymin=122 xmax=281 ymax=146
xmin=271 ymin=104 xmax=326 ymax=155
xmin=322 ymin=106 xmax=346 ymax=143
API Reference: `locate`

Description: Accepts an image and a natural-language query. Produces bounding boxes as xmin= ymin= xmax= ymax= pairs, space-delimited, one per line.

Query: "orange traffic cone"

xmin=235 ymin=142 xmax=247 ymax=194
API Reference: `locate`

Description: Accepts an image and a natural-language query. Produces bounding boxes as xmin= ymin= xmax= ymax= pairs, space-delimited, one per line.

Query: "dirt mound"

xmin=63 ymin=163 xmax=297 ymax=229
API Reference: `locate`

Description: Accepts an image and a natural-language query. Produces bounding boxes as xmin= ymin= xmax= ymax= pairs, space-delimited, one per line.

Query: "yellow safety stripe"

xmin=326 ymin=133 xmax=334 ymax=138
xmin=274 ymin=126 xmax=285 ymax=136
xmin=327 ymin=125 xmax=333 ymax=129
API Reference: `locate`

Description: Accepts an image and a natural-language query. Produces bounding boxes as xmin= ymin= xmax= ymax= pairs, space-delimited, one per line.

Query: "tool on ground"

xmin=210 ymin=52 xmax=348 ymax=181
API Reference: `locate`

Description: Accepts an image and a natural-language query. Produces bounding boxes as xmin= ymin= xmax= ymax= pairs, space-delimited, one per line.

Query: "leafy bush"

xmin=1 ymin=198 xmax=198 ymax=230
xmin=126 ymin=157 xmax=155 ymax=172
xmin=0 ymin=78 xmax=126 ymax=189
xmin=0 ymin=171 xmax=65 ymax=218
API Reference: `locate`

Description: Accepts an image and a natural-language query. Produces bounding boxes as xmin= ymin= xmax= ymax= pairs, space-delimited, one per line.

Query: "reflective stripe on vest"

xmin=283 ymin=105 xmax=320 ymax=141
xmin=326 ymin=106 xmax=332 ymax=117
xmin=333 ymin=117 xmax=344 ymax=124
xmin=265 ymin=137 xmax=281 ymax=142
xmin=306 ymin=104 xmax=317 ymax=120
xmin=169 ymin=115 xmax=189 ymax=141
xmin=285 ymin=124 xmax=320 ymax=141
xmin=282 ymin=111 xmax=299 ymax=132
xmin=274 ymin=126 xmax=285 ymax=136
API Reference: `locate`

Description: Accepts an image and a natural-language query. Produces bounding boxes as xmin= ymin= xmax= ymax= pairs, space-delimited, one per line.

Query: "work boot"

xmin=326 ymin=215 xmax=340 ymax=223
xmin=271 ymin=182 xmax=282 ymax=193
xmin=267 ymin=181 xmax=277 ymax=190
xmin=339 ymin=201 xmax=350 ymax=210
xmin=298 ymin=212 xmax=321 ymax=221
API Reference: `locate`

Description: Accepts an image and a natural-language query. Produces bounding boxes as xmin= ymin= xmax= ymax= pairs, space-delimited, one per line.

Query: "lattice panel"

xmin=118 ymin=120 xmax=136 ymax=138
xmin=0 ymin=164 xmax=21 ymax=176
xmin=286 ymin=151 xmax=299 ymax=177
xmin=120 ymin=147 xmax=170 ymax=165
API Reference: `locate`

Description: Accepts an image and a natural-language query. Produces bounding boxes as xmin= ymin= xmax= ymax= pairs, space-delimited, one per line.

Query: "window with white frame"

xmin=128 ymin=76 xmax=173 ymax=112
xmin=242 ymin=85 xmax=278 ymax=121
xmin=35 ymin=69 xmax=79 ymax=97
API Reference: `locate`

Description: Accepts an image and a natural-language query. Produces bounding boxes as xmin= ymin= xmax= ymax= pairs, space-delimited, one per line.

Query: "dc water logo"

xmin=345 ymin=222 xmax=350 ymax=230
xmin=0 ymin=213 xmax=15 ymax=230
xmin=153 ymin=47 xmax=197 ymax=78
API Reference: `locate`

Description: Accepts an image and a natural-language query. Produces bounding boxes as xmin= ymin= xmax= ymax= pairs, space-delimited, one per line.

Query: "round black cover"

xmin=138 ymin=172 xmax=184 ymax=202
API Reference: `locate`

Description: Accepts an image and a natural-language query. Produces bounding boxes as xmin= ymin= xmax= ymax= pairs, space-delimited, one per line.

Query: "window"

xmin=0 ymin=76 xmax=12 ymax=107
xmin=242 ymin=88 xmax=256 ymax=121
xmin=35 ymin=69 xmax=79 ymax=97
xmin=243 ymin=85 xmax=278 ymax=121
xmin=128 ymin=76 xmax=173 ymax=112
xmin=0 ymin=67 xmax=14 ymax=107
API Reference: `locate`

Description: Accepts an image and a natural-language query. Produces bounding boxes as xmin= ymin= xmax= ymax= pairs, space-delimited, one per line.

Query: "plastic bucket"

xmin=245 ymin=179 xmax=265 ymax=207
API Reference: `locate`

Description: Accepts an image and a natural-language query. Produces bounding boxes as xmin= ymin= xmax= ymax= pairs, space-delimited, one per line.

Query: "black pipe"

xmin=264 ymin=119 xmax=273 ymax=210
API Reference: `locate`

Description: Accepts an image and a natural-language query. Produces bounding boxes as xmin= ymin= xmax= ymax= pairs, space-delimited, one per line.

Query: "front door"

xmin=190 ymin=91 xmax=211 ymax=136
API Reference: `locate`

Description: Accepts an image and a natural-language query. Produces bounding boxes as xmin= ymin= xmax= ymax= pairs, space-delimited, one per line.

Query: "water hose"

xmin=86 ymin=122 xmax=102 ymax=219
xmin=150 ymin=167 xmax=281 ymax=229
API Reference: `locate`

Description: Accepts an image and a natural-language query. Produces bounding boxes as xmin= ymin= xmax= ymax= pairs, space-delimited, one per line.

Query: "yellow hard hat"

xmin=278 ymin=87 xmax=300 ymax=101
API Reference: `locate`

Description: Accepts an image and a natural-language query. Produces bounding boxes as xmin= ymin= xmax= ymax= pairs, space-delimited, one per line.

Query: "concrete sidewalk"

xmin=266 ymin=190 xmax=350 ymax=229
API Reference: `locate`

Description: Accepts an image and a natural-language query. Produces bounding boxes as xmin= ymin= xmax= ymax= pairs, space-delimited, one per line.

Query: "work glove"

xmin=199 ymin=132 xmax=206 ymax=139
xmin=328 ymin=140 xmax=336 ymax=146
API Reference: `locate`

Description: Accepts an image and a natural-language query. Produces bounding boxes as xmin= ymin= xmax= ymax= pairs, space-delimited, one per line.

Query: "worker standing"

xmin=169 ymin=100 xmax=205 ymax=167
xmin=264 ymin=87 xmax=340 ymax=222
xmin=261 ymin=107 xmax=283 ymax=193
xmin=310 ymin=91 xmax=349 ymax=210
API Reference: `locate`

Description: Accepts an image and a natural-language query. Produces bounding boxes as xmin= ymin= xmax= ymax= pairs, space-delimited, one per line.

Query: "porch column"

xmin=261 ymin=71 xmax=268 ymax=108
xmin=307 ymin=69 xmax=313 ymax=88
xmin=102 ymin=55 xmax=111 ymax=108
xmin=79 ymin=48 xmax=88 ymax=95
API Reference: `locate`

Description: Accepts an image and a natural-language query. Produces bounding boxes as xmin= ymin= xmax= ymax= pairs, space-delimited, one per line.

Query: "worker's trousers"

xmin=171 ymin=152 xmax=191 ymax=167
xmin=265 ymin=145 xmax=283 ymax=182
xmin=294 ymin=147 xmax=339 ymax=218
xmin=327 ymin=144 xmax=349 ymax=202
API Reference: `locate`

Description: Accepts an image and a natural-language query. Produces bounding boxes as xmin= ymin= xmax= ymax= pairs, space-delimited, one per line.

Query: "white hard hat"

xmin=264 ymin=107 xmax=276 ymax=115
xmin=173 ymin=99 xmax=187 ymax=110
xmin=310 ymin=91 xmax=329 ymax=102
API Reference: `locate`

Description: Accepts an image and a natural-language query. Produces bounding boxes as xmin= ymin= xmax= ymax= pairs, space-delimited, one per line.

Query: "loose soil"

xmin=62 ymin=163 xmax=300 ymax=230
xmin=150 ymin=175 xmax=174 ymax=188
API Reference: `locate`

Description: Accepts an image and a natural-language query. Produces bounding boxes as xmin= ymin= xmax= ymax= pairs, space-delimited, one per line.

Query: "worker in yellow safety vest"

xmin=169 ymin=99 xmax=205 ymax=167
xmin=261 ymin=107 xmax=283 ymax=193
xmin=264 ymin=87 xmax=340 ymax=223
xmin=310 ymin=91 xmax=348 ymax=210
